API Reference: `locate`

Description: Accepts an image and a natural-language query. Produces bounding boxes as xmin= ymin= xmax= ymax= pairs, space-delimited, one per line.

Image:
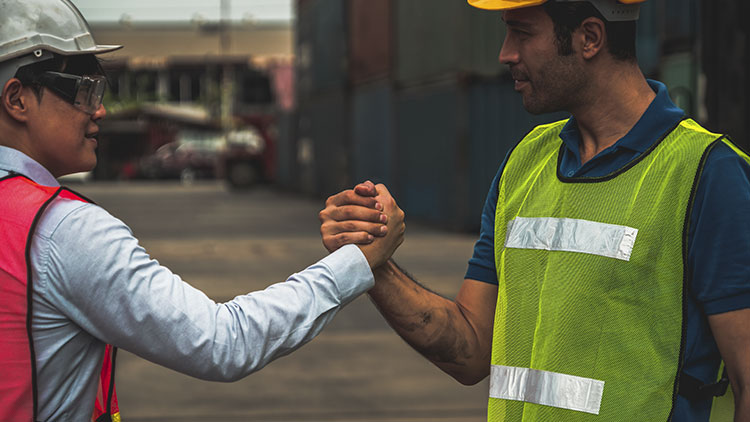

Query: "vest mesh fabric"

xmin=488 ymin=119 xmax=727 ymax=421
xmin=0 ymin=176 xmax=60 ymax=421
xmin=0 ymin=176 xmax=120 ymax=422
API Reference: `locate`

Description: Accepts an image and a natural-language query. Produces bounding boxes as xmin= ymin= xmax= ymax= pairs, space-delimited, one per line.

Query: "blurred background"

xmin=74 ymin=0 xmax=748 ymax=231
xmin=63 ymin=0 xmax=746 ymax=420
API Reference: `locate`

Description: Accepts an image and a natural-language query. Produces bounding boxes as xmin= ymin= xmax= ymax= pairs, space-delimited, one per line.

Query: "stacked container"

xmin=290 ymin=0 xmax=693 ymax=230
xmin=295 ymin=0 xmax=350 ymax=196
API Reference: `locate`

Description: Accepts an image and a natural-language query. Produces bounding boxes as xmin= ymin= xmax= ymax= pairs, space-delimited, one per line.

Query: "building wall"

xmin=90 ymin=22 xmax=293 ymax=62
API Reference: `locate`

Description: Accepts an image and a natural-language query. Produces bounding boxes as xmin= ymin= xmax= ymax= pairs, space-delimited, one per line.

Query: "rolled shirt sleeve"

xmin=33 ymin=199 xmax=374 ymax=382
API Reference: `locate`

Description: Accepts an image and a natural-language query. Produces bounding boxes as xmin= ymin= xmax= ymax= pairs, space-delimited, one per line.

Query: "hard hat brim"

xmin=468 ymin=0 xmax=547 ymax=10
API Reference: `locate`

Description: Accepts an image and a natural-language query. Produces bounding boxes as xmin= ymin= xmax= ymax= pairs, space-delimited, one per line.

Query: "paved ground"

xmin=74 ymin=181 xmax=489 ymax=422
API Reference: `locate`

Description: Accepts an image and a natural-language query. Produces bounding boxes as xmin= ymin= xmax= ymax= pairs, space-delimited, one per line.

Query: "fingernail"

xmin=380 ymin=214 xmax=387 ymax=223
xmin=375 ymin=202 xmax=383 ymax=210
xmin=380 ymin=226 xmax=387 ymax=234
xmin=367 ymin=234 xmax=374 ymax=242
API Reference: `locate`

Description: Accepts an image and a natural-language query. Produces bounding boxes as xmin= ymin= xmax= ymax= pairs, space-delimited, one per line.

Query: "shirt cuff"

xmin=703 ymin=290 xmax=750 ymax=316
xmin=318 ymin=244 xmax=374 ymax=304
xmin=465 ymin=261 xmax=499 ymax=285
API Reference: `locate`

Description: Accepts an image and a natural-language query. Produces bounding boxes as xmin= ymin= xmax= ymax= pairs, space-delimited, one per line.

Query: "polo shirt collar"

xmin=0 ymin=145 xmax=60 ymax=187
xmin=559 ymin=80 xmax=685 ymax=159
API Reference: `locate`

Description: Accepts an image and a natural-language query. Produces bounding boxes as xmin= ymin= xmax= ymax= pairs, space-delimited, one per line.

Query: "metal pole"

xmin=220 ymin=0 xmax=230 ymax=54
xmin=220 ymin=0 xmax=233 ymax=129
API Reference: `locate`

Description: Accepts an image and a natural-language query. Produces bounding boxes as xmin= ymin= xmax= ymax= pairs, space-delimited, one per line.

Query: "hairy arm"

xmin=321 ymin=181 xmax=496 ymax=384
xmin=368 ymin=262 xmax=497 ymax=385
xmin=708 ymin=309 xmax=750 ymax=421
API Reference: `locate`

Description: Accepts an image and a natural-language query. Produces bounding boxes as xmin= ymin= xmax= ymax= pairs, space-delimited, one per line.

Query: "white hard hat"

xmin=0 ymin=0 xmax=122 ymax=89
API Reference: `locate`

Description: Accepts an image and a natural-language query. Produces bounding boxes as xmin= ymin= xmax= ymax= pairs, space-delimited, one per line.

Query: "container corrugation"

xmin=394 ymin=0 xmax=505 ymax=87
xmin=663 ymin=0 xmax=698 ymax=46
xmin=391 ymin=76 xmax=569 ymax=230
xmin=467 ymin=77 xmax=568 ymax=231
xmin=295 ymin=0 xmax=348 ymax=99
xmin=297 ymin=91 xmax=351 ymax=197
xmin=295 ymin=0 xmax=315 ymax=100
xmin=394 ymin=78 xmax=469 ymax=228
xmin=350 ymin=0 xmax=392 ymax=85
xmin=275 ymin=111 xmax=298 ymax=189
xmin=351 ymin=80 xmax=396 ymax=187
xmin=636 ymin=1 xmax=660 ymax=77
xmin=660 ymin=52 xmax=697 ymax=117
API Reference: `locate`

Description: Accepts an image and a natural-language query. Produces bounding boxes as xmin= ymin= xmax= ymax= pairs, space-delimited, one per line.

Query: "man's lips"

xmin=514 ymin=79 xmax=530 ymax=91
xmin=510 ymin=70 xmax=530 ymax=90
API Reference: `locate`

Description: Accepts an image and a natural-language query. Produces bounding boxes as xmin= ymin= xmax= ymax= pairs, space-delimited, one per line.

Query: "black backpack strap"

xmin=679 ymin=368 xmax=730 ymax=402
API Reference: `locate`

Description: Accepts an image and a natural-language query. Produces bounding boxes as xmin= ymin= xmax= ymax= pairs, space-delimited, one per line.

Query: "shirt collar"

xmin=0 ymin=145 xmax=60 ymax=187
xmin=559 ymin=80 xmax=686 ymax=156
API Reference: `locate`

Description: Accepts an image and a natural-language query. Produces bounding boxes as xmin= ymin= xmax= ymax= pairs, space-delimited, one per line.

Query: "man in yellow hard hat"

xmin=319 ymin=0 xmax=750 ymax=420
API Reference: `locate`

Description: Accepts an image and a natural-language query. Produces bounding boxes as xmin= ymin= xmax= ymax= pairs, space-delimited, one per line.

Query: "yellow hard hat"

xmin=468 ymin=0 xmax=646 ymax=21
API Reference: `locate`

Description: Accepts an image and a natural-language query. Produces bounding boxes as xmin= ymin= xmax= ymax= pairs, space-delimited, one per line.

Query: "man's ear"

xmin=1 ymin=78 xmax=33 ymax=123
xmin=578 ymin=17 xmax=606 ymax=60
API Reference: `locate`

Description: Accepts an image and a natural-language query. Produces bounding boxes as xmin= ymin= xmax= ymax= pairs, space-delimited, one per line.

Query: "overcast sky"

xmin=73 ymin=0 xmax=293 ymax=23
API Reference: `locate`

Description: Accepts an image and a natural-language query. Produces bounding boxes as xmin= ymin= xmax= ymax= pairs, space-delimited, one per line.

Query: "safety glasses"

xmin=38 ymin=71 xmax=107 ymax=115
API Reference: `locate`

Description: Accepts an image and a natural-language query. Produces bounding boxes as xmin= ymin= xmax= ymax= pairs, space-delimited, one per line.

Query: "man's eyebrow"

xmin=503 ymin=19 xmax=534 ymax=29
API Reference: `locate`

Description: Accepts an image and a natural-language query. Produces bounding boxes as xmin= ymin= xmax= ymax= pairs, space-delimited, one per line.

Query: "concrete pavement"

xmin=75 ymin=181 xmax=489 ymax=422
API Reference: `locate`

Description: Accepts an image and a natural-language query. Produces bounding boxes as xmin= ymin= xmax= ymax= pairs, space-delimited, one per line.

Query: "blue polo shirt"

xmin=466 ymin=80 xmax=750 ymax=421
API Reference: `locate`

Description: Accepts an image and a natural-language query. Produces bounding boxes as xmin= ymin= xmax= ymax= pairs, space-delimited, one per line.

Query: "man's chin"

xmin=521 ymin=97 xmax=558 ymax=116
xmin=521 ymin=101 xmax=546 ymax=116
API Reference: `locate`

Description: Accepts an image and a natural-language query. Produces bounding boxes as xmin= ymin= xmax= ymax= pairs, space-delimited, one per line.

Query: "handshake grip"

xmin=319 ymin=181 xmax=405 ymax=269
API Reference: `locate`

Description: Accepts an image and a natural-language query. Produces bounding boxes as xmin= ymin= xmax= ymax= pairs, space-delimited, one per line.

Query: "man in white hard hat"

xmin=320 ymin=0 xmax=750 ymax=420
xmin=0 ymin=1 xmax=404 ymax=420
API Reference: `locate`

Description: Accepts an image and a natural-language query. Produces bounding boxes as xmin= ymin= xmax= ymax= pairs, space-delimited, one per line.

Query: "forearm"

xmin=735 ymin=386 xmax=750 ymax=422
xmin=48 ymin=206 xmax=374 ymax=381
xmin=706 ymin=309 xmax=750 ymax=422
xmin=369 ymin=260 xmax=490 ymax=384
xmin=197 ymin=245 xmax=373 ymax=380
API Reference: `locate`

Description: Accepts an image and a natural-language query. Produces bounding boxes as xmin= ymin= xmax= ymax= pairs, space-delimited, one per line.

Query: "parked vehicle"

xmin=219 ymin=128 xmax=266 ymax=188
xmin=138 ymin=129 xmax=224 ymax=182
xmin=217 ymin=115 xmax=277 ymax=189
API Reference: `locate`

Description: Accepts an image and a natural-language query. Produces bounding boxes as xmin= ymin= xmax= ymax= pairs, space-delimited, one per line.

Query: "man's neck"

xmin=571 ymin=65 xmax=656 ymax=165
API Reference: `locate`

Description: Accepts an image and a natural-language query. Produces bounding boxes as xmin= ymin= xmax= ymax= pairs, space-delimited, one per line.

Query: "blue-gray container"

xmin=352 ymin=80 xmax=396 ymax=187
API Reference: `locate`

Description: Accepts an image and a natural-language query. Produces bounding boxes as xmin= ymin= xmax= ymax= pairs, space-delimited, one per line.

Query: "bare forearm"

xmin=734 ymin=384 xmax=750 ymax=421
xmin=368 ymin=260 xmax=490 ymax=384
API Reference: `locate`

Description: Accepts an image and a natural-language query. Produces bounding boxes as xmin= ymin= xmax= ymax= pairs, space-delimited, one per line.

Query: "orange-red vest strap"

xmin=0 ymin=174 xmax=119 ymax=422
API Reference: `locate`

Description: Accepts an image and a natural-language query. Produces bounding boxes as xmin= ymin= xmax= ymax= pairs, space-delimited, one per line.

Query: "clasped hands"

xmin=319 ymin=181 xmax=405 ymax=269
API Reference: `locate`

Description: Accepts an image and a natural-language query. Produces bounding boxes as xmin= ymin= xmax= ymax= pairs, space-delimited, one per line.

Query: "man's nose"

xmin=91 ymin=103 xmax=106 ymax=121
xmin=498 ymin=37 xmax=518 ymax=66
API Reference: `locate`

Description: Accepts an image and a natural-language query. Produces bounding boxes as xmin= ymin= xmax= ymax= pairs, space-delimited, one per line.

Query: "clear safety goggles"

xmin=38 ymin=71 xmax=107 ymax=115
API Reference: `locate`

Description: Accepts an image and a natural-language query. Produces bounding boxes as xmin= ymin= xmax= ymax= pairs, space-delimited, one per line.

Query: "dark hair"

xmin=542 ymin=1 xmax=637 ymax=62
xmin=14 ymin=53 xmax=105 ymax=99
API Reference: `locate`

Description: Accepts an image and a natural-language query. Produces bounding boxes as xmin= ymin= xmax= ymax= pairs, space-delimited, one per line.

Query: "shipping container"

xmin=636 ymin=0 xmax=660 ymax=77
xmin=351 ymin=80 xmax=396 ymax=187
xmin=394 ymin=0 xmax=505 ymax=87
xmin=350 ymin=0 xmax=392 ymax=85
xmin=297 ymin=90 xmax=351 ymax=197
xmin=660 ymin=52 xmax=698 ymax=117
xmin=295 ymin=0 xmax=315 ymax=100
xmin=662 ymin=0 xmax=698 ymax=52
xmin=467 ymin=77 xmax=568 ymax=230
xmin=295 ymin=0 xmax=348 ymax=99
xmin=275 ymin=110 xmax=298 ymax=189
xmin=393 ymin=76 xmax=567 ymax=230
xmin=700 ymin=0 xmax=750 ymax=152
xmin=394 ymin=78 xmax=470 ymax=228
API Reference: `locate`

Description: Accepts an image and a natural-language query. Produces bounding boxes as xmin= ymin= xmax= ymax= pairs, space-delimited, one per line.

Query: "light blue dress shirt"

xmin=0 ymin=146 xmax=374 ymax=421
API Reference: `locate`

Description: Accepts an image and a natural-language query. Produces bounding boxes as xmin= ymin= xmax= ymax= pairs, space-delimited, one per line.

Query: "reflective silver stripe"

xmin=504 ymin=217 xmax=638 ymax=261
xmin=489 ymin=365 xmax=605 ymax=415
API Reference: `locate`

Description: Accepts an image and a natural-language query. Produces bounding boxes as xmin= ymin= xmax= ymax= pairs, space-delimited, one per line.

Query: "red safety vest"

xmin=0 ymin=174 xmax=120 ymax=422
